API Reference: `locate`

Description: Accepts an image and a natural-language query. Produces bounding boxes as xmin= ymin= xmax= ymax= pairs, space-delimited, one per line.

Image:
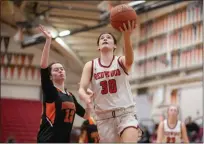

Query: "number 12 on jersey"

xmin=100 ymin=79 xmax=117 ymax=95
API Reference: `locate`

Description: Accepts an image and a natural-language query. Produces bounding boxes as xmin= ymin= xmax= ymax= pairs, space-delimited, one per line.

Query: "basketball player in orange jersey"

xmin=37 ymin=25 xmax=92 ymax=143
xmin=78 ymin=20 xmax=142 ymax=142
xmin=157 ymin=105 xmax=189 ymax=143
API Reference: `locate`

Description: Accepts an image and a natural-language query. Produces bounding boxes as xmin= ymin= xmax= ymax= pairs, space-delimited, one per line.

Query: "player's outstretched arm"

xmin=78 ymin=61 xmax=93 ymax=106
xmin=181 ymin=122 xmax=189 ymax=143
xmin=119 ymin=20 xmax=136 ymax=71
xmin=157 ymin=122 xmax=164 ymax=143
xmin=38 ymin=25 xmax=52 ymax=68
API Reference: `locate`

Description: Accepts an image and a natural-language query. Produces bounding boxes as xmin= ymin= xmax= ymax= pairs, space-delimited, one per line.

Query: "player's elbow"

xmin=125 ymin=57 xmax=134 ymax=66
xmin=78 ymin=88 xmax=83 ymax=99
xmin=126 ymin=61 xmax=133 ymax=66
xmin=125 ymin=60 xmax=133 ymax=68
xmin=40 ymin=59 xmax=48 ymax=68
xmin=78 ymin=88 xmax=85 ymax=100
xmin=40 ymin=63 xmax=47 ymax=69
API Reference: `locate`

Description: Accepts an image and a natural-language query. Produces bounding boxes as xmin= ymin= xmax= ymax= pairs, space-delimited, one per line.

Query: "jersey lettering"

xmin=94 ymin=69 xmax=121 ymax=80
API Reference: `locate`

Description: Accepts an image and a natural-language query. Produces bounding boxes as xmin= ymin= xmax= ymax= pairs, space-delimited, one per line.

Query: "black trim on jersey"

xmin=98 ymin=55 xmax=115 ymax=68
xmin=118 ymin=56 xmax=128 ymax=75
xmin=167 ymin=119 xmax=178 ymax=129
xmin=90 ymin=60 xmax=93 ymax=81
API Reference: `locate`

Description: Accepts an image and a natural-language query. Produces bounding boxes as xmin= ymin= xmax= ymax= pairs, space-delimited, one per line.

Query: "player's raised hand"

xmin=38 ymin=24 xmax=52 ymax=39
xmin=119 ymin=20 xmax=137 ymax=35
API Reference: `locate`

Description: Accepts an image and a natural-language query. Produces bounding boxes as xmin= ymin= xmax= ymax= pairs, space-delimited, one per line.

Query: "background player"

xmin=157 ymin=105 xmax=189 ymax=143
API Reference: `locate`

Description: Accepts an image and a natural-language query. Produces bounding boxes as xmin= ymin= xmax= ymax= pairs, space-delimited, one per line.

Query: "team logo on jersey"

xmin=94 ymin=69 xmax=121 ymax=80
xmin=164 ymin=132 xmax=180 ymax=136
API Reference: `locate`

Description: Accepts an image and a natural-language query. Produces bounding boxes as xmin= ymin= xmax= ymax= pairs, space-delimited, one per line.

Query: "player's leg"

xmin=117 ymin=112 xmax=142 ymax=142
xmin=96 ymin=118 xmax=120 ymax=142
xmin=120 ymin=127 xmax=140 ymax=142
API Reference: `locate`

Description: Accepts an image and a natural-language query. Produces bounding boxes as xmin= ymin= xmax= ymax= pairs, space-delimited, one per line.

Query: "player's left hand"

xmin=86 ymin=89 xmax=94 ymax=109
xmin=119 ymin=20 xmax=136 ymax=35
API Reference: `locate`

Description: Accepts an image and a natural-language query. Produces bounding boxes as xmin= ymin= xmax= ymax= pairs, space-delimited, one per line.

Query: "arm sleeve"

xmin=72 ymin=94 xmax=86 ymax=118
xmin=41 ymin=68 xmax=58 ymax=102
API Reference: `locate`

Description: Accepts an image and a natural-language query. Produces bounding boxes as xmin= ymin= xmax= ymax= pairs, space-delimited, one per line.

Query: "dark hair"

xmin=48 ymin=62 xmax=62 ymax=76
xmin=97 ymin=32 xmax=117 ymax=46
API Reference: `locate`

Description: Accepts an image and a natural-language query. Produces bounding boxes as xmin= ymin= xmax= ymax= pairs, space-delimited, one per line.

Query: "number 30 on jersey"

xmin=100 ymin=79 xmax=117 ymax=95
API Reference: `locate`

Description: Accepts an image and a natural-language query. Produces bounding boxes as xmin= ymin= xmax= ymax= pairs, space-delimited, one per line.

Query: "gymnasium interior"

xmin=1 ymin=0 xmax=203 ymax=143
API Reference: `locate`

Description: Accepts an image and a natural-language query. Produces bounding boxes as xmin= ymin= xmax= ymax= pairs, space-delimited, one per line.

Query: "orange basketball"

xmin=110 ymin=4 xmax=137 ymax=31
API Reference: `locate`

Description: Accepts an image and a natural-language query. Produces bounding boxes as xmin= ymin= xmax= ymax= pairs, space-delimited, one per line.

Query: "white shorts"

xmin=94 ymin=106 xmax=142 ymax=142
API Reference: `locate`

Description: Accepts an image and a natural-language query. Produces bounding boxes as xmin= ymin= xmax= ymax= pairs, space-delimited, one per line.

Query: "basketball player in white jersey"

xmin=78 ymin=21 xmax=142 ymax=142
xmin=157 ymin=105 xmax=189 ymax=143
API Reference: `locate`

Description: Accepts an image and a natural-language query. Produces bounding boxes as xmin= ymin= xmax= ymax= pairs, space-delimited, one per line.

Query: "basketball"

xmin=110 ymin=4 xmax=137 ymax=31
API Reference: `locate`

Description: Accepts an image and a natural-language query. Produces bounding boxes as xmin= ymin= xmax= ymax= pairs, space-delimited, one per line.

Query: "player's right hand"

xmin=87 ymin=88 xmax=94 ymax=96
xmin=38 ymin=24 xmax=52 ymax=39
xmin=81 ymin=92 xmax=94 ymax=106
xmin=119 ymin=20 xmax=136 ymax=35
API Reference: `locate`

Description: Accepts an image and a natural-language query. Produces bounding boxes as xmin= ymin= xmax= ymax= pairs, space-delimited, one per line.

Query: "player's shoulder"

xmin=91 ymin=57 xmax=99 ymax=61
xmin=85 ymin=60 xmax=92 ymax=65
xmin=66 ymin=91 xmax=77 ymax=101
xmin=68 ymin=91 xmax=75 ymax=98
xmin=116 ymin=55 xmax=124 ymax=58
xmin=116 ymin=55 xmax=125 ymax=63
xmin=116 ymin=55 xmax=123 ymax=58
xmin=84 ymin=61 xmax=93 ymax=68
xmin=115 ymin=55 xmax=122 ymax=60
xmin=68 ymin=91 xmax=74 ymax=96
xmin=85 ymin=57 xmax=98 ymax=65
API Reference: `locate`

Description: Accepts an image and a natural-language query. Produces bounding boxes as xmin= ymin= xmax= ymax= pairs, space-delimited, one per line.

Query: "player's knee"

xmin=120 ymin=127 xmax=139 ymax=142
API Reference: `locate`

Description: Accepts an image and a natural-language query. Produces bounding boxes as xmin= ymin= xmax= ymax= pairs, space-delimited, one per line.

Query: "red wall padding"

xmin=0 ymin=98 xmax=42 ymax=143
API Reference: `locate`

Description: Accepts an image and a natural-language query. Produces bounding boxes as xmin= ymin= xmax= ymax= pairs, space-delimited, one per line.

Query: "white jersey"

xmin=163 ymin=119 xmax=182 ymax=143
xmin=90 ymin=56 xmax=135 ymax=113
